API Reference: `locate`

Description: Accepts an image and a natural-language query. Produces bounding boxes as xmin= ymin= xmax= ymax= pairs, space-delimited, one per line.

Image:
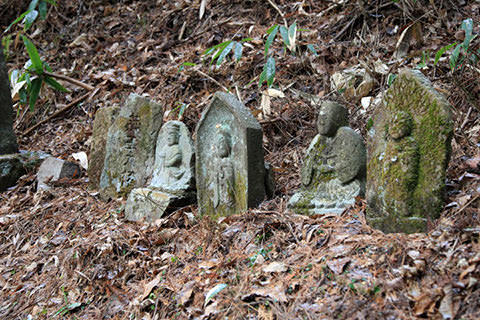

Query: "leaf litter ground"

xmin=1 ymin=0 xmax=480 ymax=319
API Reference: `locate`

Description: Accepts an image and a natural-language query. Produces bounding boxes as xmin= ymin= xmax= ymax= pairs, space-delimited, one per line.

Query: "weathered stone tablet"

xmin=99 ymin=94 xmax=163 ymax=200
xmin=195 ymin=92 xmax=266 ymax=219
xmin=288 ymin=101 xmax=366 ymax=215
xmin=0 ymin=45 xmax=18 ymax=155
xmin=125 ymin=121 xmax=195 ymax=222
xmin=88 ymin=105 xmax=120 ymax=189
xmin=366 ymin=69 xmax=453 ymax=233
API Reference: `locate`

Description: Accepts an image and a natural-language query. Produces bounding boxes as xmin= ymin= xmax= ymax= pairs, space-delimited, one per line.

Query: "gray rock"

xmin=88 ymin=105 xmax=120 ymax=189
xmin=37 ymin=157 xmax=81 ymax=190
xmin=0 ymin=45 xmax=18 ymax=155
xmin=366 ymin=69 xmax=453 ymax=233
xmin=195 ymin=92 xmax=267 ymax=219
xmin=288 ymin=101 xmax=366 ymax=215
xmin=125 ymin=121 xmax=195 ymax=222
xmin=99 ymin=94 xmax=163 ymax=200
xmin=0 ymin=151 xmax=50 ymax=191
xmin=0 ymin=155 xmax=24 ymax=191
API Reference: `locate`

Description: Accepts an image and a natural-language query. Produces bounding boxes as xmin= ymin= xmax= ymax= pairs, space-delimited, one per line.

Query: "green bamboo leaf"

xmin=265 ymin=56 xmax=275 ymax=87
xmin=29 ymin=78 xmax=42 ymax=111
xmin=4 ymin=10 xmax=31 ymax=33
xmin=216 ymin=41 xmax=234 ymax=66
xmin=20 ymin=88 xmax=28 ymax=105
xmin=434 ymin=42 xmax=456 ymax=66
xmin=288 ymin=22 xmax=297 ymax=52
xmin=265 ymin=25 xmax=279 ymax=57
xmin=279 ymin=26 xmax=289 ymax=47
xmin=450 ymin=44 xmax=462 ymax=71
xmin=38 ymin=0 xmax=48 ymax=20
xmin=240 ymin=37 xmax=252 ymax=43
xmin=205 ymin=284 xmax=227 ymax=306
xmin=22 ymin=36 xmax=43 ymax=73
xmin=203 ymin=41 xmax=227 ymax=56
xmin=266 ymin=24 xmax=278 ymax=34
xmin=307 ymin=44 xmax=318 ymax=56
xmin=211 ymin=41 xmax=231 ymax=64
xmin=28 ymin=0 xmax=39 ymax=11
xmin=233 ymin=42 xmax=243 ymax=61
xmin=461 ymin=18 xmax=474 ymax=47
xmin=44 ymin=76 xmax=69 ymax=92
xmin=258 ymin=69 xmax=266 ymax=87
xmin=44 ymin=0 xmax=57 ymax=5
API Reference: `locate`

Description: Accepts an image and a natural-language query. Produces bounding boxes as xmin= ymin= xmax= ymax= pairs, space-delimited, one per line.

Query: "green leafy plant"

xmin=10 ymin=36 xmax=68 ymax=112
xmin=259 ymin=22 xmax=317 ymax=87
xmin=4 ymin=0 xmax=70 ymax=112
xmin=203 ymin=37 xmax=253 ymax=66
xmin=5 ymin=0 xmax=57 ymax=34
xmin=435 ymin=18 xmax=479 ymax=72
xmin=180 ymin=21 xmax=318 ymax=89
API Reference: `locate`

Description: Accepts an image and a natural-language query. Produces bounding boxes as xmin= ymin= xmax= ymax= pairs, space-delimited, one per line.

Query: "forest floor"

xmin=1 ymin=0 xmax=480 ymax=319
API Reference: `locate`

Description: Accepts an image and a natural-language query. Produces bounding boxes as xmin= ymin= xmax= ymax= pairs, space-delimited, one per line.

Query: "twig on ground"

xmin=43 ymin=71 xmax=94 ymax=91
xmin=22 ymin=88 xmax=99 ymax=136
xmin=195 ymin=69 xmax=229 ymax=92
xmin=267 ymin=0 xmax=288 ymax=27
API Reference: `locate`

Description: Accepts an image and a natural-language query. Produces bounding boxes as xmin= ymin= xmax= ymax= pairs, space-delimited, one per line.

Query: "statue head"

xmin=316 ymin=101 xmax=348 ymax=137
xmin=216 ymin=129 xmax=231 ymax=158
xmin=167 ymin=123 xmax=180 ymax=146
xmin=388 ymin=111 xmax=413 ymax=140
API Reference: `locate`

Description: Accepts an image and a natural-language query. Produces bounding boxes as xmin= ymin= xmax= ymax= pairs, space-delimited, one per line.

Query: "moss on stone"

xmin=366 ymin=69 xmax=452 ymax=233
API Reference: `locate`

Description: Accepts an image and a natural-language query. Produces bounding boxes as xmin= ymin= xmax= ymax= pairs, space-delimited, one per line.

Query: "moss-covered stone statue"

xmin=366 ymin=68 xmax=453 ymax=233
xmin=195 ymin=92 xmax=269 ymax=219
xmin=99 ymin=94 xmax=163 ymax=200
xmin=288 ymin=101 xmax=366 ymax=215
xmin=125 ymin=121 xmax=195 ymax=222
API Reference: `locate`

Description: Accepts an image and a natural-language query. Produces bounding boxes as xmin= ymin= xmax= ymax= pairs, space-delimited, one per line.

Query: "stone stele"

xmin=99 ymin=94 xmax=163 ymax=200
xmin=288 ymin=101 xmax=366 ymax=215
xmin=125 ymin=121 xmax=195 ymax=222
xmin=366 ymin=68 xmax=453 ymax=233
xmin=195 ymin=92 xmax=266 ymax=219
xmin=0 ymin=45 xmax=18 ymax=155
xmin=88 ymin=105 xmax=120 ymax=189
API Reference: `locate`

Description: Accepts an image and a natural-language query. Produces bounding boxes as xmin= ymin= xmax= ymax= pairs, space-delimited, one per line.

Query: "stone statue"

xmin=211 ymin=128 xmax=235 ymax=208
xmin=289 ymin=101 xmax=366 ymax=215
xmin=151 ymin=123 xmax=186 ymax=188
xmin=125 ymin=121 xmax=195 ymax=222
xmin=196 ymin=92 xmax=270 ymax=219
xmin=366 ymin=69 xmax=453 ymax=233
xmin=381 ymin=111 xmax=419 ymax=216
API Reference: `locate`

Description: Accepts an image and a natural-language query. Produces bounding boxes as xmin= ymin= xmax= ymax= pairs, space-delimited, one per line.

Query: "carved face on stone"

xmin=167 ymin=125 xmax=180 ymax=146
xmin=216 ymin=131 xmax=231 ymax=158
xmin=388 ymin=111 xmax=413 ymax=140
xmin=316 ymin=101 xmax=348 ymax=137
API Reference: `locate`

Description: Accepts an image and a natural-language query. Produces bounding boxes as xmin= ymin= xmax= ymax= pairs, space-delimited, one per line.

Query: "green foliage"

xmin=4 ymin=0 xmax=69 ymax=112
xmin=180 ymin=21 xmax=317 ymax=89
xmin=202 ymin=38 xmax=252 ymax=66
xmin=4 ymin=0 xmax=57 ymax=33
xmin=10 ymin=36 xmax=68 ymax=111
xmin=434 ymin=18 xmax=478 ymax=72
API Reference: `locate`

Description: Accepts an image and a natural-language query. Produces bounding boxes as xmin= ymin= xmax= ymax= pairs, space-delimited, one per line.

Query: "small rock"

xmin=37 ymin=157 xmax=81 ymax=190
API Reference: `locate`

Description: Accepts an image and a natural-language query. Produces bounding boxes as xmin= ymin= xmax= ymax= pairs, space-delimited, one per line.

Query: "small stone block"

xmin=37 ymin=157 xmax=81 ymax=190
